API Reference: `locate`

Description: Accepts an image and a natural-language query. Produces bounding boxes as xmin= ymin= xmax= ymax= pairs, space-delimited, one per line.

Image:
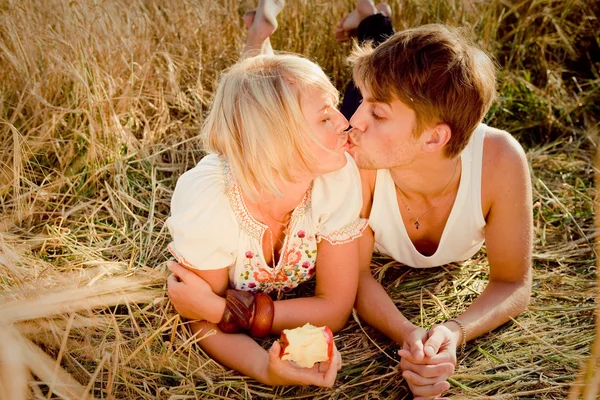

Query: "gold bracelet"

xmin=448 ymin=319 xmax=467 ymax=354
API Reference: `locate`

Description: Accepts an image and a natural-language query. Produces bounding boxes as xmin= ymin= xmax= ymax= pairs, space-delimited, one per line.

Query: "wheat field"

xmin=0 ymin=0 xmax=599 ymax=398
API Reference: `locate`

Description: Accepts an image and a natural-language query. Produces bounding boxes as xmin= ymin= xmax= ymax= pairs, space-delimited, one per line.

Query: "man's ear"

xmin=422 ymin=123 xmax=451 ymax=153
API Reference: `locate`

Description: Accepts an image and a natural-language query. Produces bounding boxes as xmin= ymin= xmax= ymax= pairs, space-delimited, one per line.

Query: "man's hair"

xmin=202 ymin=54 xmax=339 ymax=199
xmin=350 ymin=24 xmax=496 ymax=158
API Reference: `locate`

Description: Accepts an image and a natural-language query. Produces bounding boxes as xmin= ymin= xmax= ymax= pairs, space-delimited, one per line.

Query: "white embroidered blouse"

xmin=167 ymin=153 xmax=367 ymax=295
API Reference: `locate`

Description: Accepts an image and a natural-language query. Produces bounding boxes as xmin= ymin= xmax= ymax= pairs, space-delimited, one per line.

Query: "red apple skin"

xmin=323 ymin=326 xmax=334 ymax=361
xmin=278 ymin=326 xmax=334 ymax=363
xmin=280 ymin=332 xmax=290 ymax=358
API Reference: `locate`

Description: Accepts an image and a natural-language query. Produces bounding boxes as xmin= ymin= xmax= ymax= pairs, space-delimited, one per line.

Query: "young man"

xmin=339 ymin=2 xmax=533 ymax=398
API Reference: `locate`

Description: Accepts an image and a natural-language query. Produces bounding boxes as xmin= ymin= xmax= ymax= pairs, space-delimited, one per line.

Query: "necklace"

xmin=394 ymin=158 xmax=460 ymax=230
xmin=258 ymin=203 xmax=292 ymax=230
xmin=259 ymin=208 xmax=290 ymax=300
xmin=258 ymin=205 xmax=291 ymax=267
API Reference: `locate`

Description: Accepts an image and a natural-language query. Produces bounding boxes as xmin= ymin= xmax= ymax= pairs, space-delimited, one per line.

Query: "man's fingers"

xmin=427 ymin=350 xmax=456 ymax=365
xmin=398 ymin=348 xmax=414 ymax=361
xmin=402 ymin=370 xmax=448 ymax=386
xmin=407 ymin=380 xmax=450 ymax=398
xmin=400 ymin=360 xmax=454 ymax=379
xmin=411 ymin=339 xmax=425 ymax=360
xmin=423 ymin=329 xmax=446 ymax=357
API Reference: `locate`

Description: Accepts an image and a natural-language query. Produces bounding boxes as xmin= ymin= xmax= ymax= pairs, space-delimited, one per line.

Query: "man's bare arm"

xmin=435 ymin=129 xmax=533 ymax=346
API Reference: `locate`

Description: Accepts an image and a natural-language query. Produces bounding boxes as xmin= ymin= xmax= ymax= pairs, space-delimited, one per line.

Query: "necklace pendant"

xmin=414 ymin=220 xmax=420 ymax=230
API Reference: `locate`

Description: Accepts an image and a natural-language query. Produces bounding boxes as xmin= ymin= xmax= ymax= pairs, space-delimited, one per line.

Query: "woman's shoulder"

xmin=311 ymin=153 xmax=367 ymax=243
xmin=312 ymin=153 xmax=361 ymax=193
xmin=170 ymin=153 xmax=235 ymax=222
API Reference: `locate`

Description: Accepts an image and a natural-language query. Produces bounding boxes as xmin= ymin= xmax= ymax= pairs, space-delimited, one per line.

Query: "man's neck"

xmin=389 ymin=155 xmax=461 ymax=199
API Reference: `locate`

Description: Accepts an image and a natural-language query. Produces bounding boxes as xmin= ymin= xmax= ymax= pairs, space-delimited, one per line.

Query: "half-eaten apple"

xmin=279 ymin=323 xmax=334 ymax=368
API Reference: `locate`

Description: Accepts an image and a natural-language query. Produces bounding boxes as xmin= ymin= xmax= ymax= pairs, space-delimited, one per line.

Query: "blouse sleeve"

xmin=311 ymin=153 xmax=368 ymax=245
xmin=166 ymin=154 xmax=237 ymax=271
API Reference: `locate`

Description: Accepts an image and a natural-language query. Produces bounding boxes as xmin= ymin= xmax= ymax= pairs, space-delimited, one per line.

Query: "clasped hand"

xmin=397 ymin=324 xmax=458 ymax=400
xmin=166 ymin=260 xmax=225 ymax=323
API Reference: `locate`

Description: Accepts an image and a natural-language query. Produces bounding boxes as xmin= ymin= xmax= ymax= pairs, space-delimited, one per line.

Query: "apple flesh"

xmin=279 ymin=323 xmax=334 ymax=368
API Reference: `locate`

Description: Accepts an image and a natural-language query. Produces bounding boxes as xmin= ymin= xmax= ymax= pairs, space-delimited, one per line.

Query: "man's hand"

xmin=166 ymin=261 xmax=225 ymax=323
xmin=265 ymin=341 xmax=342 ymax=387
xmin=397 ymin=324 xmax=457 ymax=399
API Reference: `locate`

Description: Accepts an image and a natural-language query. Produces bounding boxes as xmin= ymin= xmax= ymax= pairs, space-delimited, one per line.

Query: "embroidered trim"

xmin=317 ymin=217 xmax=369 ymax=245
xmin=220 ymin=157 xmax=313 ymax=240
xmin=168 ymin=242 xmax=201 ymax=270
xmin=221 ymin=159 xmax=266 ymax=240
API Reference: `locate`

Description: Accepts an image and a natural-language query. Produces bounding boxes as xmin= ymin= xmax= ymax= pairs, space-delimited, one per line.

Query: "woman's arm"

xmin=188 ymin=320 xmax=341 ymax=387
xmin=270 ymin=238 xmax=360 ymax=333
xmin=168 ymin=237 xmax=360 ymax=333
xmin=167 ymin=262 xmax=343 ymax=387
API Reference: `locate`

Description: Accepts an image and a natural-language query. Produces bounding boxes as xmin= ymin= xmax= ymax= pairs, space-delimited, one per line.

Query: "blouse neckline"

xmin=221 ymin=158 xmax=313 ymax=269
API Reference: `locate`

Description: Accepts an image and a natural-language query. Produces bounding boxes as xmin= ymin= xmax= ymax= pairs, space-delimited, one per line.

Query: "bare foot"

xmin=342 ymin=0 xmax=377 ymax=31
xmin=246 ymin=0 xmax=285 ymax=47
xmin=242 ymin=0 xmax=284 ymax=57
xmin=334 ymin=0 xmax=378 ymax=43
xmin=243 ymin=9 xmax=256 ymax=29
xmin=375 ymin=3 xmax=392 ymax=18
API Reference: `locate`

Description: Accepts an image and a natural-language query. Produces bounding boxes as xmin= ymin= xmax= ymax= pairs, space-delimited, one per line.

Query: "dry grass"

xmin=0 ymin=0 xmax=598 ymax=398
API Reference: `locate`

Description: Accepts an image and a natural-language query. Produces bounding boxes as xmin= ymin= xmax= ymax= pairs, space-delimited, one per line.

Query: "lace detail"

xmin=168 ymin=242 xmax=200 ymax=270
xmin=317 ymin=217 xmax=368 ymax=245
xmin=221 ymin=159 xmax=267 ymax=240
xmin=221 ymin=157 xmax=313 ymax=240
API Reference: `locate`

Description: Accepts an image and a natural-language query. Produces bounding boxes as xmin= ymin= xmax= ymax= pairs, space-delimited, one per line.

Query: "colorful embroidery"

xmin=317 ymin=217 xmax=369 ymax=245
xmin=215 ymin=156 xmax=359 ymax=294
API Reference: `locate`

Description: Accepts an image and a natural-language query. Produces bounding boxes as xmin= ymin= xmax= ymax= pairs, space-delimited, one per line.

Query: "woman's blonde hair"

xmin=201 ymin=54 xmax=339 ymax=199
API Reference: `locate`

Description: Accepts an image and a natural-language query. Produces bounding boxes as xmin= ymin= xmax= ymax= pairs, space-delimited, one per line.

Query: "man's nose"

xmin=348 ymin=103 xmax=365 ymax=131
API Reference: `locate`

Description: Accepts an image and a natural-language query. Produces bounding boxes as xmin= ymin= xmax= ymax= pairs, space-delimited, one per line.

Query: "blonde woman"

xmin=166 ymin=0 xmax=366 ymax=387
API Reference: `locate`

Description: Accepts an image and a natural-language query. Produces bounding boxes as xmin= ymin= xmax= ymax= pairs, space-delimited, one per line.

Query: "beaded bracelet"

xmin=447 ymin=318 xmax=467 ymax=354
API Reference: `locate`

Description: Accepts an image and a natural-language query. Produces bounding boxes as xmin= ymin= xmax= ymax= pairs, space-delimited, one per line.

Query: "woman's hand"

xmin=166 ymin=261 xmax=226 ymax=323
xmin=264 ymin=341 xmax=342 ymax=387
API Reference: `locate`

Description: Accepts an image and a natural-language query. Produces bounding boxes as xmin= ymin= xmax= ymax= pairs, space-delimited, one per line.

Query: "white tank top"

xmin=369 ymin=123 xmax=487 ymax=268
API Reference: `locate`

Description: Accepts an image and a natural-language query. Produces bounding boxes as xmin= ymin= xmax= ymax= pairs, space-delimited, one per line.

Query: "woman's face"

xmin=300 ymin=87 xmax=350 ymax=176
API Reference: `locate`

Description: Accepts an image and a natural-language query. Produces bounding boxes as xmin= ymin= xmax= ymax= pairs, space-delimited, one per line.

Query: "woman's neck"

xmin=249 ymin=177 xmax=313 ymax=223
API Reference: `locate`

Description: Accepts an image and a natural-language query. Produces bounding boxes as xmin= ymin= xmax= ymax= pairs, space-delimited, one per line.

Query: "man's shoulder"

xmin=481 ymin=126 xmax=528 ymax=174
xmin=480 ymin=126 xmax=530 ymax=209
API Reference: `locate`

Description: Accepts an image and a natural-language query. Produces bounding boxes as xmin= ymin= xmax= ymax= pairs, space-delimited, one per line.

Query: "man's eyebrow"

xmin=365 ymin=97 xmax=392 ymax=110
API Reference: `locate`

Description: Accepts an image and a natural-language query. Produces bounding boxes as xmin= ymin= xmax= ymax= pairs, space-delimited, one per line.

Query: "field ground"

xmin=0 ymin=0 xmax=599 ymax=398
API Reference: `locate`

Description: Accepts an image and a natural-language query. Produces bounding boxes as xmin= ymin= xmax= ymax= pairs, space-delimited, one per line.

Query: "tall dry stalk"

xmin=0 ymin=0 xmax=597 ymax=398
xmin=568 ymin=123 xmax=600 ymax=399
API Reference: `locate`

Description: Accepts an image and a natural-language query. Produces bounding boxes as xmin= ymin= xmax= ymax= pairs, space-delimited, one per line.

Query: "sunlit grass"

xmin=0 ymin=0 xmax=598 ymax=398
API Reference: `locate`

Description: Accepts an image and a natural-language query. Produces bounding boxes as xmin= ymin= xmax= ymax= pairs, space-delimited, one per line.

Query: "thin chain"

xmin=395 ymin=158 xmax=460 ymax=230
xmin=257 ymin=204 xmax=292 ymax=300
xmin=258 ymin=203 xmax=291 ymax=228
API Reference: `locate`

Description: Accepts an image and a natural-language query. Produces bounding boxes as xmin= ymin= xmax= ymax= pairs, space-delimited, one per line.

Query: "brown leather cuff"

xmin=249 ymin=293 xmax=275 ymax=338
xmin=217 ymin=289 xmax=255 ymax=333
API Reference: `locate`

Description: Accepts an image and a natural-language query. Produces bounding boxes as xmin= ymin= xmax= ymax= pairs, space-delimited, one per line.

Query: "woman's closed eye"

xmin=371 ymin=110 xmax=384 ymax=120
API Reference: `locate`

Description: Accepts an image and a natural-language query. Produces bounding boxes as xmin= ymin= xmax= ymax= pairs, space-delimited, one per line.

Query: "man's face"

xmin=346 ymin=88 xmax=423 ymax=170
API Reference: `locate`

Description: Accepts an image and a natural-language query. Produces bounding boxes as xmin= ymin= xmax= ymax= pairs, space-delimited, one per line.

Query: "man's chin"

xmin=351 ymin=153 xmax=379 ymax=170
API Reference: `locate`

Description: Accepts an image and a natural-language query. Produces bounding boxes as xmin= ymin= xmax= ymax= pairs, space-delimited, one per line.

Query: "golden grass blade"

xmin=19 ymin=334 xmax=98 ymax=400
xmin=0 ymin=277 xmax=160 ymax=323
xmin=0 ymin=327 xmax=28 ymax=400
